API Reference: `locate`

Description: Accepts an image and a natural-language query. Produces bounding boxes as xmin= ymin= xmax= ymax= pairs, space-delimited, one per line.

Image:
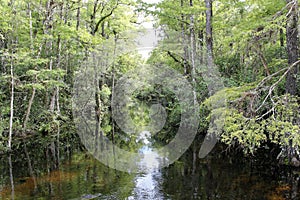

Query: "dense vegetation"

xmin=0 ymin=0 xmax=299 ymax=166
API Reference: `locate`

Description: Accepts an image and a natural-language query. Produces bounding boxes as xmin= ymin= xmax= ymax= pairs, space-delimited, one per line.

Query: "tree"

xmin=205 ymin=0 xmax=213 ymax=67
xmin=8 ymin=55 xmax=14 ymax=150
xmin=285 ymin=0 xmax=299 ymax=95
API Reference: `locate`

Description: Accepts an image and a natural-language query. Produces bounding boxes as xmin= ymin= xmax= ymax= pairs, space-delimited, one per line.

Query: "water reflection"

xmin=129 ymin=169 xmax=165 ymax=200
xmin=128 ymin=131 xmax=166 ymax=199
xmin=1 ymin=138 xmax=300 ymax=199
xmin=136 ymin=131 xmax=162 ymax=171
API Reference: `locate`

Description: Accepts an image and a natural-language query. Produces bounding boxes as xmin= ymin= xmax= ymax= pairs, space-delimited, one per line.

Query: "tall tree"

xmin=205 ymin=0 xmax=213 ymax=67
xmin=189 ymin=0 xmax=197 ymax=105
xmin=285 ymin=0 xmax=299 ymax=95
xmin=8 ymin=55 xmax=14 ymax=150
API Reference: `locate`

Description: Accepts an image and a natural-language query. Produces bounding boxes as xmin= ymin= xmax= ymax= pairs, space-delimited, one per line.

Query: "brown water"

xmin=0 ymin=138 xmax=299 ymax=200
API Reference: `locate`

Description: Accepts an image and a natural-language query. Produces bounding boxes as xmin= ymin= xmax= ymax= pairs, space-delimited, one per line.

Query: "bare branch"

xmin=255 ymin=60 xmax=300 ymax=112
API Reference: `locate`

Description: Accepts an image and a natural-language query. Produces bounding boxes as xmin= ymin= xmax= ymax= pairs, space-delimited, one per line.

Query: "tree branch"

xmin=255 ymin=59 xmax=300 ymax=112
xmin=94 ymin=0 xmax=120 ymax=35
xmin=166 ymin=50 xmax=190 ymax=70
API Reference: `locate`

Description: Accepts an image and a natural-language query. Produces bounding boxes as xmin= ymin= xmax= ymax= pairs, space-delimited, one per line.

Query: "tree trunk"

xmin=181 ymin=0 xmax=188 ymax=75
xmin=24 ymin=144 xmax=37 ymax=191
xmin=76 ymin=0 xmax=81 ymax=30
xmin=23 ymin=87 xmax=36 ymax=132
xmin=280 ymin=28 xmax=284 ymax=47
xmin=45 ymin=0 xmax=54 ymax=110
xmin=90 ymin=0 xmax=99 ymax=35
xmin=205 ymin=0 xmax=213 ymax=67
xmin=190 ymin=0 xmax=197 ymax=106
xmin=8 ymin=154 xmax=15 ymax=200
xmin=93 ymin=53 xmax=101 ymax=137
xmin=285 ymin=0 xmax=299 ymax=95
xmin=111 ymin=34 xmax=118 ymax=145
xmin=22 ymin=2 xmax=35 ymax=134
xmin=23 ymin=42 xmax=44 ymax=132
xmin=8 ymin=57 xmax=14 ymax=150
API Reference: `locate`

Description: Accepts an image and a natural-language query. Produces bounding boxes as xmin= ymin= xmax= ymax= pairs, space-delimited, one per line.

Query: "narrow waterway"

xmin=0 ymin=133 xmax=300 ymax=200
xmin=127 ymin=131 xmax=166 ymax=199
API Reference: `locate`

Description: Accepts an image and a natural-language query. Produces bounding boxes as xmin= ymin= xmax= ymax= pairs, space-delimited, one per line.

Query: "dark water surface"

xmin=0 ymin=136 xmax=299 ymax=200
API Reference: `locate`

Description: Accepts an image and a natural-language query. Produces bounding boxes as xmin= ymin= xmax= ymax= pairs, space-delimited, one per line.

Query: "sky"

xmin=137 ymin=0 xmax=162 ymax=59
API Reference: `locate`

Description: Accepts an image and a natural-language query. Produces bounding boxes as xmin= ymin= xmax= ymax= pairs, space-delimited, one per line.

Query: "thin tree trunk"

xmin=198 ymin=29 xmax=204 ymax=64
xmin=93 ymin=54 xmax=101 ymax=137
xmin=56 ymin=122 xmax=60 ymax=168
xmin=51 ymin=3 xmax=63 ymax=115
xmin=280 ymin=28 xmax=284 ymax=47
xmin=54 ymin=3 xmax=63 ymax=114
xmin=46 ymin=0 xmax=54 ymax=110
xmin=24 ymin=144 xmax=37 ymax=191
xmin=22 ymin=2 xmax=35 ymax=134
xmin=49 ymin=141 xmax=58 ymax=169
xmin=181 ymin=0 xmax=188 ymax=75
xmin=8 ymin=1 xmax=16 ymax=150
xmin=56 ymin=17 xmax=62 ymax=163
xmin=23 ymin=87 xmax=36 ymax=132
xmin=23 ymin=42 xmax=44 ymax=132
xmin=205 ymin=0 xmax=213 ymax=67
xmin=76 ymin=0 xmax=81 ymax=30
xmin=8 ymin=154 xmax=15 ymax=200
xmin=56 ymin=87 xmax=60 ymax=113
xmin=285 ymin=0 xmax=299 ymax=95
xmin=189 ymin=0 xmax=197 ymax=106
xmin=111 ymin=72 xmax=115 ymax=143
xmin=111 ymin=35 xmax=118 ymax=144
xmin=49 ymin=89 xmax=56 ymax=112
xmin=111 ymin=71 xmax=116 ymax=163
xmin=8 ymin=57 xmax=14 ymax=150
xmin=45 ymin=147 xmax=54 ymax=195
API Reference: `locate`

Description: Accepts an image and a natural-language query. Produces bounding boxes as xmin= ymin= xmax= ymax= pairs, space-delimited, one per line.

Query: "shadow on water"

xmin=160 ymin=148 xmax=296 ymax=200
xmin=0 ymin=132 xmax=300 ymax=200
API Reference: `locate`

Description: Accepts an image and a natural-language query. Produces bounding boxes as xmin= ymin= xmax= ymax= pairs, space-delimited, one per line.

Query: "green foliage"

xmin=100 ymin=84 xmax=111 ymax=101
xmin=214 ymin=0 xmax=287 ymax=85
xmin=114 ymin=52 xmax=144 ymax=75
xmin=147 ymin=0 xmax=299 ymax=165
xmin=202 ymin=84 xmax=256 ymax=110
xmin=221 ymin=109 xmax=267 ymax=154
xmin=201 ymin=85 xmax=300 ymax=157
xmin=0 ymin=0 xmax=298 ymax=169
xmin=266 ymin=95 xmax=300 ymax=147
xmin=0 ymin=118 xmax=7 ymax=152
xmin=0 ymin=0 xmax=141 ymax=148
xmin=37 ymin=111 xmax=60 ymax=134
